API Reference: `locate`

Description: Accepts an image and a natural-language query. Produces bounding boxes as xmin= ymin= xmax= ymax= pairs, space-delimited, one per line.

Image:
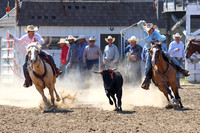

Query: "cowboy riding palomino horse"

xmin=26 ymin=42 xmax=60 ymax=112
xmin=185 ymin=38 xmax=200 ymax=60
xmin=150 ymin=43 xmax=184 ymax=109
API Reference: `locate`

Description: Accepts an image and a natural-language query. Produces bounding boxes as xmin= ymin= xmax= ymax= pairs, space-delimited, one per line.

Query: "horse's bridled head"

xmin=29 ymin=47 xmax=39 ymax=63
xmin=185 ymin=39 xmax=195 ymax=59
xmin=151 ymin=47 xmax=160 ymax=66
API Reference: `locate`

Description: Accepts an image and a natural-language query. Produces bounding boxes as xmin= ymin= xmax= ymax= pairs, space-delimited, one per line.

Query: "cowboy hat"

xmin=24 ymin=25 xmax=38 ymax=33
xmin=173 ymin=33 xmax=182 ymax=39
xmin=57 ymin=38 xmax=70 ymax=46
xmin=105 ymin=36 xmax=115 ymax=43
xmin=77 ymin=35 xmax=86 ymax=40
xmin=144 ymin=23 xmax=157 ymax=32
xmin=128 ymin=36 xmax=139 ymax=44
xmin=66 ymin=35 xmax=77 ymax=41
xmin=88 ymin=36 xmax=97 ymax=42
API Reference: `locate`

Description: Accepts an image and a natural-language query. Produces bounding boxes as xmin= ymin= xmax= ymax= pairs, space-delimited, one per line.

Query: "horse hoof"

xmin=114 ymin=107 xmax=119 ymax=111
xmin=165 ymin=104 xmax=173 ymax=109
xmin=172 ymin=98 xmax=177 ymax=103
xmin=56 ymin=98 xmax=60 ymax=102
xmin=43 ymin=110 xmax=51 ymax=113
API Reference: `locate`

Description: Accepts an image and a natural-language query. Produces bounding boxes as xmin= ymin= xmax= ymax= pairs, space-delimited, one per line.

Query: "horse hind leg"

xmin=49 ymin=86 xmax=55 ymax=108
xmin=54 ymin=88 xmax=60 ymax=102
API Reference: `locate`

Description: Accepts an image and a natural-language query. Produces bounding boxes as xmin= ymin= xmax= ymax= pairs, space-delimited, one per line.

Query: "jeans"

xmin=66 ymin=62 xmax=79 ymax=74
xmin=79 ymin=58 xmax=87 ymax=81
xmin=175 ymin=59 xmax=183 ymax=88
xmin=59 ymin=63 xmax=67 ymax=80
xmin=86 ymin=59 xmax=99 ymax=71
xmin=128 ymin=61 xmax=142 ymax=86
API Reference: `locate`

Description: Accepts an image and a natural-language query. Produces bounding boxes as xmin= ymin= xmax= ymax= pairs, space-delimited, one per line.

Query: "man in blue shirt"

xmin=138 ymin=20 xmax=190 ymax=90
xmin=127 ymin=36 xmax=143 ymax=85
xmin=78 ymin=35 xmax=89 ymax=77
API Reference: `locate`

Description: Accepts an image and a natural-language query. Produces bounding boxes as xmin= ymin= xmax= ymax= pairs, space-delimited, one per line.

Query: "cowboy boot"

xmin=176 ymin=66 xmax=190 ymax=77
xmin=55 ymin=68 xmax=63 ymax=77
xmin=141 ymin=77 xmax=150 ymax=90
xmin=23 ymin=72 xmax=32 ymax=88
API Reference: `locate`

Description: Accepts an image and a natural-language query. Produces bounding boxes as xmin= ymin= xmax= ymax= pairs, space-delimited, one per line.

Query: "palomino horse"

xmin=26 ymin=42 xmax=60 ymax=112
xmin=151 ymin=44 xmax=184 ymax=109
xmin=185 ymin=38 xmax=200 ymax=60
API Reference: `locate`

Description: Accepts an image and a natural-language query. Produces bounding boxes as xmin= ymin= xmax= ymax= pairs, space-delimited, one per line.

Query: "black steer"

xmin=93 ymin=68 xmax=123 ymax=111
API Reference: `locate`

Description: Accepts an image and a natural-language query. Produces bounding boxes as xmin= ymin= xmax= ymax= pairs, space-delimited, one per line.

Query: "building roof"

xmin=17 ymin=1 xmax=167 ymax=27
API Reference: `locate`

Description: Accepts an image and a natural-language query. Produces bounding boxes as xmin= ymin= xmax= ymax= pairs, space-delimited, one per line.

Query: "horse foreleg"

xmin=164 ymin=85 xmax=176 ymax=102
xmin=36 ymin=87 xmax=49 ymax=111
xmin=171 ymin=83 xmax=184 ymax=109
xmin=49 ymin=86 xmax=55 ymax=108
xmin=116 ymin=89 xmax=122 ymax=111
xmin=54 ymin=88 xmax=60 ymax=102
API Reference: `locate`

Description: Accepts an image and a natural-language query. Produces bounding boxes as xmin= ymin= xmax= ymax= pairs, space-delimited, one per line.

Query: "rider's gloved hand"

xmin=9 ymin=33 xmax=14 ymax=39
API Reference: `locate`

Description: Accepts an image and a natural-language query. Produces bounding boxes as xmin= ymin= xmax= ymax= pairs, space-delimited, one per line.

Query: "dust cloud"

xmin=0 ymin=69 xmax=167 ymax=111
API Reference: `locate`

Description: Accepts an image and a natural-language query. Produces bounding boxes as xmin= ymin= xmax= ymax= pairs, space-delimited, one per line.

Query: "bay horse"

xmin=150 ymin=44 xmax=184 ymax=109
xmin=26 ymin=42 xmax=60 ymax=112
xmin=185 ymin=38 xmax=200 ymax=60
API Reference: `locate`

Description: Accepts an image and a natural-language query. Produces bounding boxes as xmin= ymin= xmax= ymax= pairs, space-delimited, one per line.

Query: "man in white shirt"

xmin=168 ymin=33 xmax=185 ymax=89
xmin=9 ymin=25 xmax=62 ymax=87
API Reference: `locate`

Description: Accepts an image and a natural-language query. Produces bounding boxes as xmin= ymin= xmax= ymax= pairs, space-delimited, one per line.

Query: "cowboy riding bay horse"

xmin=26 ymin=42 xmax=60 ymax=112
xmin=185 ymin=38 xmax=200 ymax=60
xmin=150 ymin=43 xmax=184 ymax=109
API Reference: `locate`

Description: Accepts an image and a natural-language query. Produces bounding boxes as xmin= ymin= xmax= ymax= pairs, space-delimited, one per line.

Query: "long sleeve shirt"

xmin=61 ymin=45 xmax=69 ymax=65
xmin=161 ymin=42 xmax=168 ymax=53
xmin=67 ymin=43 xmax=79 ymax=64
xmin=78 ymin=41 xmax=89 ymax=59
xmin=128 ymin=44 xmax=143 ymax=63
xmin=137 ymin=21 xmax=166 ymax=49
xmin=124 ymin=44 xmax=131 ymax=54
xmin=103 ymin=44 xmax=119 ymax=63
xmin=13 ymin=33 xmax=45 ymax=45
xmin=168 ymin=41 xmax=185 ymax=60
xmin=83 ymin=45 xmax=103 ymax=63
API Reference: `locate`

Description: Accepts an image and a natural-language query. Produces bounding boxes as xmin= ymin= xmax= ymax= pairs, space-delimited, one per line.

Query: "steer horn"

xmin=111 ymin=68 xmax=117 ymax=71
xmin=92 ymin=71 xmax=102 ymax=74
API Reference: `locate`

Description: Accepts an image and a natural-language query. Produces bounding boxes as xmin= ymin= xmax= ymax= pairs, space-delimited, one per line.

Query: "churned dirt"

xmin=0 ymin=83 xmax=200 ymax=133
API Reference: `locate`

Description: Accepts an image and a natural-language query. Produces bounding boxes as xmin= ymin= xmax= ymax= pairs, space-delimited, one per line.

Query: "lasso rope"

xmin=120 ymin=22 xmax=149 ymax=41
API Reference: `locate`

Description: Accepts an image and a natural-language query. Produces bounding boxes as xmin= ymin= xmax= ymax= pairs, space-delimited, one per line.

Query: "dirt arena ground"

xmin=0 ymin=82 xmax=200 ymax=133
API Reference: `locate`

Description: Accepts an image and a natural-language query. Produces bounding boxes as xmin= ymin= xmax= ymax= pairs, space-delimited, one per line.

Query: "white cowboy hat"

xmin=77 ymin=35 xmax=86 ymax=40
xmin=24 ymin=25 xmax=38 ymax=33
xmin=128 ymin=36 xmax=139 ymax=44
xmin=144 ymin=23 xmax=157 ymax=32
xmin=88 ymin=36 xmax=97 ymax=42
xmin=105 ymin=36 xmax=115 ymax=43
xmin=66 ymin=35 xmax=77 ymax=41
xmin=173 ymin=33 xmax=182 ymax=39
xmin=57 ymin=38 xmax=70 ymax=46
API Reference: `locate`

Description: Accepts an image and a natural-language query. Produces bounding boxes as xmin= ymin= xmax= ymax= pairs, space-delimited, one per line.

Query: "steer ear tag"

xmin=100 ymin=70 xmax=103 ymax=75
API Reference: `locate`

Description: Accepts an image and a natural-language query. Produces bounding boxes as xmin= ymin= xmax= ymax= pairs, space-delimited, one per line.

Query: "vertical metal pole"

xmin=166 ymin=13 xmax=171 ymax=46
